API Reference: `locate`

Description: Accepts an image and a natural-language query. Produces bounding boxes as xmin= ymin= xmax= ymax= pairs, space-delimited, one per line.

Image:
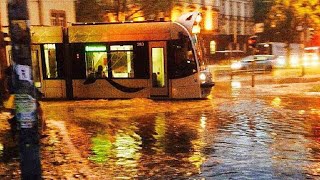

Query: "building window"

xmin=210 ymin=41 xmax=216 ymax=54
xmin=50 ymin=10 xmax=66 ymax=26
xmin=31 ymin=50 xmax=41 ymax=87
xmin=237 ymin=2 xmax=241 ymax=17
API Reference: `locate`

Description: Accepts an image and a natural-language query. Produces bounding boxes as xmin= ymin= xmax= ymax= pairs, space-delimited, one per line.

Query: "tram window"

xmin=43 ymin=44 xmax=58 ymax=79
xmin=110 ymin=45 xmax=134 ymax=78
xmin=133 ymin=43 xmax=149 ymax=79
xmin=73 ymin=43 xmax=148 ymax=79
xmin=168 ymin=36 xmax=197 ymax=79
xmin=31 ymin=50 xmax=41 ymax=86
xmin=85 ymin=45 xmax=108 ymax=78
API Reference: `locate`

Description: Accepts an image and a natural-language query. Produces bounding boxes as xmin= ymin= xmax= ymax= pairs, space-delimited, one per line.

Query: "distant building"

xmin=0 ymin=0 xmax=76 ymax=27
xmin=0 ymin=0 xmax=76 ymax=67
xmin=213 ymin=0 xmax=254 ymax=62
xmin=101 ymin=0 xmax=254 ymax=64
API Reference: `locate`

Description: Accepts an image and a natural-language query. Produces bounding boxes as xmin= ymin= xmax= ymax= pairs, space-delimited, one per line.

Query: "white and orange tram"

xmin=17 ymin=12 xmax=214 ymax=99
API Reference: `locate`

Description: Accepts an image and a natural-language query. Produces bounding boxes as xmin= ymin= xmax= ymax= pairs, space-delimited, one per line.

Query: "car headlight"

xmin=312 ymin=55 xmax=319 ymax=61
xmin=199 ymin=73 xmax=206 ymax=81
xmin=276 ymin=56 xmax=286 ymax=67
xmin=231 ymin=62 xmax=242 ymax=70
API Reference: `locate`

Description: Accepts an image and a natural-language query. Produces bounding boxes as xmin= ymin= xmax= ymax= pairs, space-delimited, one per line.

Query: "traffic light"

xmin=248 ymin=35 xmax=258 ymax=48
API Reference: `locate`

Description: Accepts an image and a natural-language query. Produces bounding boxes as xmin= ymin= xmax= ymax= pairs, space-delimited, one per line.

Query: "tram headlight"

xmin=199 ymin=72 xmax=206 ymax=81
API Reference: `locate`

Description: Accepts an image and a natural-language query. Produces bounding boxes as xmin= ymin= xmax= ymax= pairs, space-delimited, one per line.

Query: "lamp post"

xmin=300 ymin=2 xmax=308 ymax=77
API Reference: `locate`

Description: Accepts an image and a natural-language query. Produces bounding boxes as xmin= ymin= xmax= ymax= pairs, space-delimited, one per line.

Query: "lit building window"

xmin=50 ymin=10 xmax=66 ymax=27
xmin=204 ymin=7 xmax=213 ymax=31
xmin=210 ymin=41 xmax=216 ymax=54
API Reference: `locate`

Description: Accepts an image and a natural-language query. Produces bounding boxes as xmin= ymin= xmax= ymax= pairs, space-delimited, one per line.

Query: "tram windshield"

xmin=168 ymin=33 xmax=197 ymax=79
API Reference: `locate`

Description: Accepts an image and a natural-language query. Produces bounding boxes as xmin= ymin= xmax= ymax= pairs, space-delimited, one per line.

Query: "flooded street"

xmin=36 ymin=82 xmax=320 ymax=179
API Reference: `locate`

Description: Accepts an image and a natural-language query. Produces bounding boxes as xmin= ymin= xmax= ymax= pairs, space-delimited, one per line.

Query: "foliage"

xmin=259 ymin=0 xmax=320 ymax=43
xmin=76 ymin=0 xmax=105 ymax=22
xmin=136 ymin=0 xmax=175 ymax=19
xmin=253 ymin=0 xmax=274 ymax=23
xmin=76 ymin=0 xmax=178 ymax=22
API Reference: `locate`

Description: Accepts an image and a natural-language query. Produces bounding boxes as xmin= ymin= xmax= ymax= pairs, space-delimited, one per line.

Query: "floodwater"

xmin=39 ymin=82 xmax=320 ymax=179
xmin=38 ymin=83 xmax=320 ymax=179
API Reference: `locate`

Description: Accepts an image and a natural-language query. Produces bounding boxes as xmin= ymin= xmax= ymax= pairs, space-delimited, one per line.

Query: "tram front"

xmin=175 ymin=12 xmax=214 ymax=98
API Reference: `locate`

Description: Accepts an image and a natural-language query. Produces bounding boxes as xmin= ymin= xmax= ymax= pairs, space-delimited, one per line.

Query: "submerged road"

xmin=41 ymin=81 xmax=320 ymax=179
xmin=1 ymin=80 xmax=320 ymax=179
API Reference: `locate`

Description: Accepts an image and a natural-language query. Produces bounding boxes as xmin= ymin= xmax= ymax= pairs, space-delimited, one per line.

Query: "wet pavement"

xmin=0 ymin=78 xmax=320 ymax=179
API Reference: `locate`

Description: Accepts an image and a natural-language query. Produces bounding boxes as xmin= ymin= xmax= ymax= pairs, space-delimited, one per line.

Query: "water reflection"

xmin=153 ymin=113 xmax=166 ymax=153
xmin=86 ymin=112 xmax=209 ymax=178
xmin=271 ymin=97 xmax=281 ymax=107
xmin=188 ymin=113 xmax=208 ymax=172
xmin=114 ymin=131 xmax=142 ymax=167
xmin=200 ymin=114 xmax=207 ymax=129
xmin=0 ymin=142 xmax=3 ymax=158
xmin=231 ymin=81 xmax=241 ymax=89
xmin=299 ymin=110 xmax=306 ymax=115
xmin=231 ymin=81 xmax=241 ymax=97
xmin=40 ymin=96 xmax=320 ymax=179
xmin=89 ymin=134 xmax=112 ymax=163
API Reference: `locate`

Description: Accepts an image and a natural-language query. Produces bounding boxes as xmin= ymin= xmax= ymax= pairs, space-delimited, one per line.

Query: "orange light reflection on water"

xmin=271 ymin=97 xmax=281 ymax=107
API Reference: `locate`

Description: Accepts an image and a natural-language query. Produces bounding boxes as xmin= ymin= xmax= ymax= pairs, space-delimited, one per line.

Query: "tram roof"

xmin=68 ymin=21 xmax=182 ymax=43
xmin=31 ymin=26 xmax=63 ymax=44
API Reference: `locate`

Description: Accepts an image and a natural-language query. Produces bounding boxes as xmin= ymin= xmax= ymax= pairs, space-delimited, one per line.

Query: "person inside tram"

xmin=95 ymin=65 xmax=105 ymax=78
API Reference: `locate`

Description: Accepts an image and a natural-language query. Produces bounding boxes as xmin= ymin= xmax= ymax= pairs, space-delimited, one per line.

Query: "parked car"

xmin=231 ymin=55 xmax=276 ymax=71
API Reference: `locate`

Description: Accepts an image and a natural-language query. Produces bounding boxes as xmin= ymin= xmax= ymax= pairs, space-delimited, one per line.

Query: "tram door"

xmin=31 ymin=45 xmax=42 ymax=88
xmin=149 ymin=41 xmax=168 ymax=97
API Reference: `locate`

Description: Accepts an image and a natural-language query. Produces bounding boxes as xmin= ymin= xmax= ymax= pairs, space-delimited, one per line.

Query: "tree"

xmin=262 ymin=0 xmax=320 ymax=43
xmin=253 ymin=0 xmax=274 ymax=23
xmin=76 ymin=0 xmax=105 ymax=22
xmin=76 ymin=0 xmax=179 ymax=22
xmin=129 ymin=0 xmax=175 ymax=20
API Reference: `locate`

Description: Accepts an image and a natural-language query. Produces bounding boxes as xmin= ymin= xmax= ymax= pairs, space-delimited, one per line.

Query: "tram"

xmin=25 ymin=12 xmax=213 ymax=99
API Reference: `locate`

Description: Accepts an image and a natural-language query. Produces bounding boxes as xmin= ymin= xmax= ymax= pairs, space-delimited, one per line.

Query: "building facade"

xmin=173 ymin=0 xmax=255 ymax=63
xmin=0 ymin=0 xmax=76 ymax=28
xmin=101 ymin=0 xmax=254 ymax=64
xmin=0 ymin=0 xmax=76 ymax=73
xmin=213 ymin=0 xmax=254 ymax=62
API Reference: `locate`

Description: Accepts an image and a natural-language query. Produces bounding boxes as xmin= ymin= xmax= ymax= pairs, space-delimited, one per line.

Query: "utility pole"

xmin=301 ymin=13 xmax=307 ymax=77
xmin=248 ymin=35 xmax=258 ymax=87
xmin=8 ymin=0 xmax=42 ymax=179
